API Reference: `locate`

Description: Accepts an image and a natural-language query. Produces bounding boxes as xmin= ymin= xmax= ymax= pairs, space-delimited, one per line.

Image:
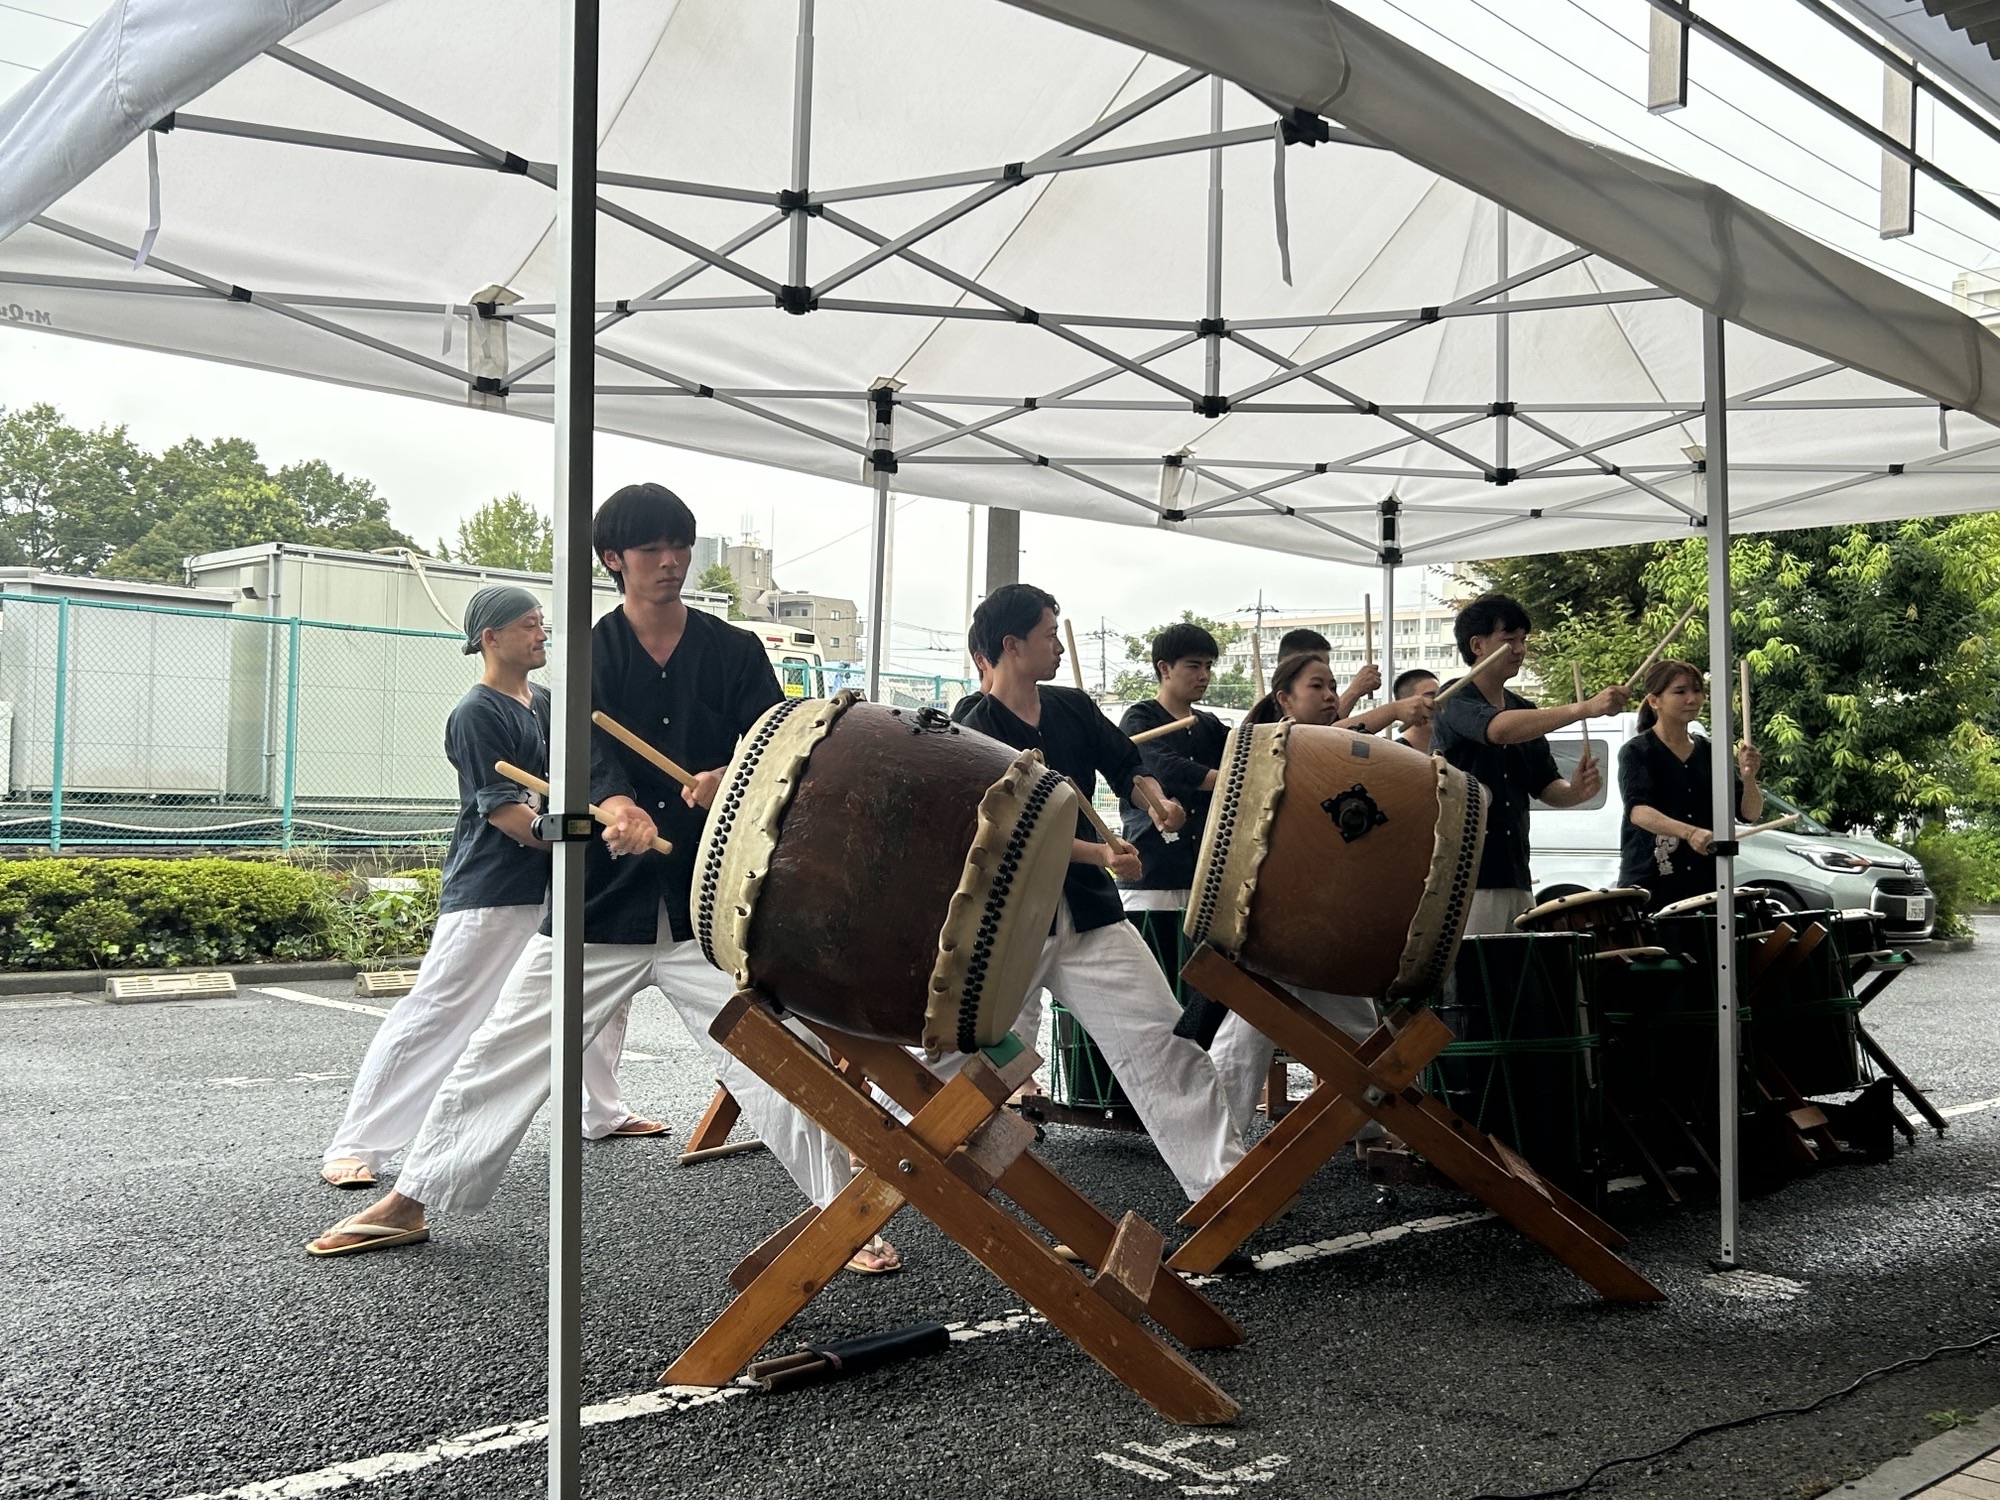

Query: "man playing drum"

xmin=951 ymin=585 xmax=1246 ymax=1205
xmin=317 ymin=587 xmax=659 ymax=1193
xmin=307 ymin=485 xmax=881 ymax=1269
xmin=1432 ymin=593 xmax=1628 ymax=935
xmin=1275 ymin=626 xmax=1379 ymax=721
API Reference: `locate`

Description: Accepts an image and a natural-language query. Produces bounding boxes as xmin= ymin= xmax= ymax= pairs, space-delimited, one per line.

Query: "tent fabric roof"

xmin=4 ymin=0 xmax=2000 ymax=567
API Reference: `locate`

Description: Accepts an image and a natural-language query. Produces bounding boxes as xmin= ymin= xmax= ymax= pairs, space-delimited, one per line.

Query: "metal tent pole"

xmin=549 ymin=0 xmax=598 ymax=1494
xmin=1379 ymin=496 xmax=1401 ymax=692
xmin=787 ymin=0 xmax=814 ymax=287
xmin=1703 ymin=310 xmax=1741 ymax=1270
xmin=864 ymin=387 xmax=896 ymax=700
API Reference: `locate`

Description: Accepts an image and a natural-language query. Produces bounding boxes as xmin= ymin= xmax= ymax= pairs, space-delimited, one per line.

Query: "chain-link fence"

xmin=0 ymin=591 xmax=973 ymax=850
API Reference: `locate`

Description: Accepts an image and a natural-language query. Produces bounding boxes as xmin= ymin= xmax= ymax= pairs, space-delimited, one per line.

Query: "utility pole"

xmin=1238 ymin=589 xmax=1274 ymax=695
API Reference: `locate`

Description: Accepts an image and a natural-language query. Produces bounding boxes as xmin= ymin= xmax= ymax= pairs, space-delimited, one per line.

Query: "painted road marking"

xmin=1703 ymin=1268 xmax=1807 ymax=1302
xmin=1095 ymin=1434 xmax=1291 ymax=1494
xmin=165 ymin=1209 xmax=1487 ymax=1499
xmin=257 ymin=987 xmax=391 ymax=1019
xmin=1941 ymin=1095 xmax=2000 ymax=1120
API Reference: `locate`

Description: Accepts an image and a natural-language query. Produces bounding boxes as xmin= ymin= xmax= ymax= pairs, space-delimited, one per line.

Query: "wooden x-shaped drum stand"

xmin=1168 ymin=946 xmax=1665 ymax=1303
xmin=663 ymin=993 xmax=1246 ymax=1423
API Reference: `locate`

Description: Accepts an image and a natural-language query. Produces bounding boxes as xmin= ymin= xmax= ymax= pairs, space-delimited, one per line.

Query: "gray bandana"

xmin=463 ymin=585 xmax=541 ymax=654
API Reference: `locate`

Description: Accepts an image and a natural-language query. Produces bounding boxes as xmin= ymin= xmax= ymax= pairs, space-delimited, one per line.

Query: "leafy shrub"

xmin=0 ymin=857 xmax=445 ymax=970
xmin=1904 ymin=823 xmax=2000 ymax=940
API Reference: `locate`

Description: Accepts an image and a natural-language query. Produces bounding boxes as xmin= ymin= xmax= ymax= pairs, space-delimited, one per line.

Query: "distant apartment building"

xmin=1220 ymin=588 xmax=1542 ymax=699
xmin=768 ymin=591 xmax=861 ymax=659
xmin=692 ymin=536 xmax=775 ymax=611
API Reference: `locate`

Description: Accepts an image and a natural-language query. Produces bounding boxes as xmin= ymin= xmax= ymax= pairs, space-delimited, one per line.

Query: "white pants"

xmin=1466 ymin=887 xmax=1534 ymax=937
xmin=395 ymin=911 xmax=850 ymax=1216
xmin=1210 ymin=987 xmax=1380 ymax=1141
xmin=322 ymin=905 xmax=637 ymax=1170
xmin=930 ymin=902 xmax=1243 ymax=1201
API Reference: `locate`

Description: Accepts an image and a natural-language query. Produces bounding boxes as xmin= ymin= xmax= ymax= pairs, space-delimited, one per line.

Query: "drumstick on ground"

xmin=494 ymin=760 xmax=673 ymax=855
xmin=1622 ymin=598 xmax=1702 ymax=690
xmin=1130 ymin=714 xmax=1198 ymax=744
xmin=1063 ymin=617 xmax=1086 ymax=692
xmin=1735 ymin=811 xmax=1801 ymax=839
xmin=1739 ymin=660 xmax=1754 ymax=750
xmin=1431 ymin=641 xmax=1516 ymax=707
xmin=591 ymin=710 xmax=698 ymax=789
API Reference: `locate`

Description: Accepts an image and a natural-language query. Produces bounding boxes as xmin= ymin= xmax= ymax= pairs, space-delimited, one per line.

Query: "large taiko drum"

xmin=1184 ymin=721 xmax=1488 ymax=1000
xmin=693 ymin=692 xmax=1079 ymax=1055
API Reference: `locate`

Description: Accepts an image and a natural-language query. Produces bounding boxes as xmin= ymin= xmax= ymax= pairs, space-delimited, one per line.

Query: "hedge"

xmin=0 ymin=858 xmax=441 ymax=970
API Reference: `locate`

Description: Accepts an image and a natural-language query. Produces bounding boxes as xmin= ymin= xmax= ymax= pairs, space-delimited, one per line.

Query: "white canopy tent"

xmin=6 ymin=1 xmax=1998 ymax=1488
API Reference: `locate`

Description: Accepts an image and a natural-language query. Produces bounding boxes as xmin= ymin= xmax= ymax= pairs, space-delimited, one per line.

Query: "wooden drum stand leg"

xmin=662 ymin=993 xmax=1242 ymax=1425
xmin=1171 ymin=947 xmax=1665 ymax=1304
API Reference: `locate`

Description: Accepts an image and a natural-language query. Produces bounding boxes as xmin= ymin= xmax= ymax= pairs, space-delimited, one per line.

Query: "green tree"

xmin=447 ymin=492 xmax=553 ymax=572
xmin=278 ymin=459 xmax=413 ymax=553
xmin=0 ymin=404 xmax=153 ymax=573
xmin=696 ymin=561 xmax=745 ymax=619
xmin=1472 ymin=520 xmax=2000 ymax=835
xmin=1115 ymin=611 xmax=1255 ymax=708
xmin=106 ymin=472 xmax=305 ymax=580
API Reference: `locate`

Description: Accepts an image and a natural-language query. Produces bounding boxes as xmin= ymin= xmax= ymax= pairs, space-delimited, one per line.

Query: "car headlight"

xmin=1785 ymin=844 xmax=1873 ymax=873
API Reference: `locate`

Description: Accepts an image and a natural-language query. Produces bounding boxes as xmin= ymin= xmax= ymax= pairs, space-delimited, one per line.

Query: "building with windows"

xmin=766 ymin=591 xmax=861 ymax=659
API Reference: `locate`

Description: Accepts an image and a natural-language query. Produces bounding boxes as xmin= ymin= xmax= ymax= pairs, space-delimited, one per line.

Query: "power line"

xmin=0 ymin=2 xmax=87 ymax=25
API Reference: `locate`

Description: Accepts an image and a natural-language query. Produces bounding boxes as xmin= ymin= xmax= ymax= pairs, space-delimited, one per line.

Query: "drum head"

xmin=1517 ymin=886 xmax=1650 ymax=929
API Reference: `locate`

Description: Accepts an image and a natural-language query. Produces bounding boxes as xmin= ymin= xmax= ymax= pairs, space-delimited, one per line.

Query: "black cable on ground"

xmin=1465 ymin=1327 xmax=2000 ymax=1500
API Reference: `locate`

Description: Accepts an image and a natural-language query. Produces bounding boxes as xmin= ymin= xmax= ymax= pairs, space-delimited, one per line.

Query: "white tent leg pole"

xmin=1704 ymin=309 xmax=1741 ymax=1271
xmin=1379 ymin=495 xmax=1400 ymax=692
xmin=864 ymin=392 xmax=895 ymax=700
xmin=548 ymin=4 xmax=597 ymax=1495
xmin=787 ymin=0 xmax=814 ymax=287
xmin=1203 ymin=75 xmax=1224 ymax=405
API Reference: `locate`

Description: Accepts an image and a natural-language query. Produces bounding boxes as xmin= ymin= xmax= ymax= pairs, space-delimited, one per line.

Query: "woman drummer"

xmin=1215 ymin=653 xmax=1433 ymax=1138
xmin=1244 ymin=652 xmax=1434 ymax=736
xmin=1619 ymin=658 xmax=1763 ymax=911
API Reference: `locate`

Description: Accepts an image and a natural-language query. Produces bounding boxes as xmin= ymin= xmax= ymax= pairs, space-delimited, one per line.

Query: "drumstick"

xmin=1739 ymin=660 xmax=1754 ymax=750
xmin=1129 ymin=775 xmax=1182 ymax=844
xmin=1572 ymin=662 xmax=1591 ymax=768
xmin=1063 ymin=617 xmax=1086 ymax=692
xmin=1735 ymin=811 xmax=1801 ymax=839
xmin=1250 ymin=630 xmax=1266 ymax=696
xmin=1432 ymin=648 xmax=1504 ymax=712
xmin=1065 ymin=777 xmax=1134 ymax=856
xmin=1622 ymin=598 xmax=1702 ymax=690
xmin=494 ymin=760 xmax=673 ymax=855
xmin=1130 ymin=714 xmax=1198 ymax=744
xmin=591 ymin=710 xmax=698 ymax=789
xmin=1363 ymin=594 xmax=1374 ymax=666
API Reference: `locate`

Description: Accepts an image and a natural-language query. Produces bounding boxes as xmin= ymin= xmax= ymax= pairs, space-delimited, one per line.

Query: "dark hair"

xmin=970 ymin=582 xmax=1059 ymax=665
xmin=1276 ymin=628 xmax=1331 ymax=659
xmin=1453 ymin=592 xmax=1532 ymax=665
xmin=965 ymin=625 xmax=990 ymax=671
xmin=1393 ymin=667 xmax=1438 ymax=698
xmin=1245 ymin=652 xmax=1331 ymax=724
xmin=1152 ymin=622 xmax=1220 ymax=678
xmin=1636 ymin=658 xmax=1704 ymax=732
xmin=594 ymin=483 xmax=697 ymax=592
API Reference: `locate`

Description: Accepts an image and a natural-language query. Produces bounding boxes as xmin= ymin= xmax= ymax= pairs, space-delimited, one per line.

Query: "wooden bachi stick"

xmin=1363 ymin=593 xmax=1374 ymax=665
xmin=1623 ymin=599 xmax=1702 ymax=690
xmin=1572 ymin=662 xmax=1591 ymax=767
xmin=1063 ymin=617 xmax=1086 ymax=691
xmin=1131 ymin=714 xmax=1198 ymax=744
xmin=1431 ymin=641 xmax=1515 ymax=707
xmin=1736 ymin=811 xmax=1801 ymax=839
xmin=494 ymin=760 xmax=673 ymax=856
xmin=592 ymin=710 xmax=698 ymax=789
xmin=1739 ymin=660 xmax=1754 ymax=750
xmin=1067 ymin=777 xmax=1134 ymax=855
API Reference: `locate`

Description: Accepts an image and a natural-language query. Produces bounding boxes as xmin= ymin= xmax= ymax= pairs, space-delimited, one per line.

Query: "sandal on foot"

xmin=607 ymin=1117 xmax=669 ymax=1138
xmin=306 ymin=1217 xmax=430 ymax=1258
xmin=320 ymin=1158 xmax=376 ymax=1190
xmin=845 ymin=1235 xmax=901 ymax=1275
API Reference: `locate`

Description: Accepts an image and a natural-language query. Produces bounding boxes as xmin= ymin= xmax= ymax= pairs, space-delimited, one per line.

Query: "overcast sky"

xmin=6 ymin=0 xmax=2000 ymax=676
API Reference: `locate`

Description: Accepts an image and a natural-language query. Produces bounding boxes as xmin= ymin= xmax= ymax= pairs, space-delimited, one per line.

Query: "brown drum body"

xmin=1515 ymin=887 xmax=1662 ymax=959
xmin=1185 ymin=721 xmax=1487 ymax=999
xmin=693 ymin=693 xmax=1077 ymax=1054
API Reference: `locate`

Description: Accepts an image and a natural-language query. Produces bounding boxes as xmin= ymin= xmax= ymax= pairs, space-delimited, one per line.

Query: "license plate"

xmin=1904 ymin=896 xmax=1928 ymax=921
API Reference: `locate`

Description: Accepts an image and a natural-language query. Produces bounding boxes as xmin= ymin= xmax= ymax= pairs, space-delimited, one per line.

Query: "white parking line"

xmin=256 ymin=987 xmax=391 ymax=1019
xmin=163 ymin=1208 xmax=1490 ymax=1499
xmin=1940 ymin=1094 xmax=2000 ymax=1119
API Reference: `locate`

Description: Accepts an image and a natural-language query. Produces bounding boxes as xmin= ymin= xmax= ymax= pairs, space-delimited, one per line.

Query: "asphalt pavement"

xmin=3 ymin=923 xmax=2000 ymax=1500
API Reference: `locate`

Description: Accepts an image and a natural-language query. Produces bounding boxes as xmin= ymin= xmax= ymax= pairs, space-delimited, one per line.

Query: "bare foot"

xmin=308 ymin=1190 xmax=426 ymax=1254
xmin=845 ymin=1234 xmax=902 ymax=1275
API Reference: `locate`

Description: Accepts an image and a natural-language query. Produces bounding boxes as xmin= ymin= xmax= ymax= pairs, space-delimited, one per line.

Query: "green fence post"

xmin=49 ymin=596 xmax=69 ymax=854
xmin=281 ymin=615 xmax=301 ymax=850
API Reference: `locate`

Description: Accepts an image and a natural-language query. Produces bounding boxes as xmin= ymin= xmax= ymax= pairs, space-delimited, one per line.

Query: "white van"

xmin=1527 ymin=713 xmax=1935 ymax=942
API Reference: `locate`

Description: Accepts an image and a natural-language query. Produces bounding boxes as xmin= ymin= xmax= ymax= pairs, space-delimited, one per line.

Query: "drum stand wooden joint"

xmin=1171 ymin=946 xmax=1665 ymax=1304
xmin=661 ymin=993 xmax=1246 ymax=1425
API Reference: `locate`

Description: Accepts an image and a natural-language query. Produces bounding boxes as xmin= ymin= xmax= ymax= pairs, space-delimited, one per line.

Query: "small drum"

xmin=1185 ymin=721 xmax=1487 ymax=1000
xmin=1651 ymin=887 xmax=1789 ymax=935
xmin=694 ymin=693 xmax=1079 ymax=1054
xmin=1832 ymin=908 xmax=1892 ymax=965
xmin=1515 ymin=887 xmax=1665 ymax=960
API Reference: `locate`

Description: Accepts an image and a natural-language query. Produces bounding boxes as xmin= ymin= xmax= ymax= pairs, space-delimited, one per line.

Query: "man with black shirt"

xmin=317 ymin=588 xmax=655 ymax=1191
xmin=950 ymin=585 xmax=1242 ymax=1203
xmin=1392 ymin=668 xmax=1439 ymax=755
xmin=309 ymin=486 xmax=870 ymax=1264
xmin=1432 ymin=593 xmax=1627 ymax=935
xmin=1117 ymin=622 xmax=1230 ymax=1044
